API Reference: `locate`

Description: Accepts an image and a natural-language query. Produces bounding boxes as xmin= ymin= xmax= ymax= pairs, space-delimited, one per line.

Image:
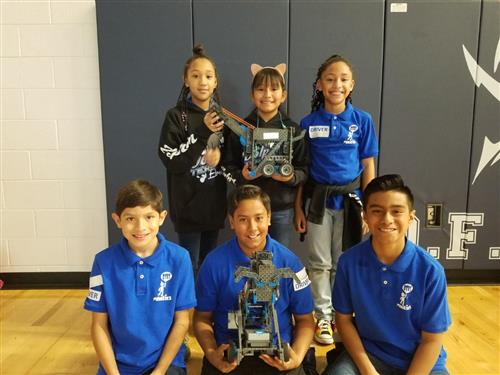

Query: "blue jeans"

xmin=322 ymin=350 xmax=449 ymax=375
xmin=201 ymin=356 xmax=307 ymax=375
xmin=268 ymin=208 xmax=294 ymax=248
xmin=178 ymin=230 xmax=219 ymax=274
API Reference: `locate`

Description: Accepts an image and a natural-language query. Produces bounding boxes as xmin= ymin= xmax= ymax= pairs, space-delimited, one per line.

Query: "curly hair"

xmin=310 ymin=54 xmax=354 ymax=113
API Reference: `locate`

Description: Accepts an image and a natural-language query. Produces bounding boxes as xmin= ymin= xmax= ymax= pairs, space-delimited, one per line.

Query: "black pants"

xmin=201 ymin=356 xmax=307 ymax=375
xmin=142 ymin=365 xmax=186 ymax=375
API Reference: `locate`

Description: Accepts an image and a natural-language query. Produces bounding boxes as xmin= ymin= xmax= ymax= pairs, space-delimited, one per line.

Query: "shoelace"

xmin=318 ymin=320 xmax=331 ymax=332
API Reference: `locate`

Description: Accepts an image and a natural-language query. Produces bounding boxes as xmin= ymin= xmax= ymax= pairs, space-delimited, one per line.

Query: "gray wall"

xmin=379 ymin=1 xmax=480 ymax=270
xmin=465 ymin=0 xmax=500 ymax=270
xmin=96 ymin=0 xmax=192 ymax=243
xmin=96 ymin=0 xmax=500 ymax=277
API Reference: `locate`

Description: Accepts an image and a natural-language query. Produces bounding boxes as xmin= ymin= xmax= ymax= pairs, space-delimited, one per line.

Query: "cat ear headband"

xmin=250 ymin=63 xmax=287 ymax=80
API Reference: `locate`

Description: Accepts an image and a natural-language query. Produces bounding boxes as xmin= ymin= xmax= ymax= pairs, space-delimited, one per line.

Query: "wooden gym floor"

xmin=0 ymin=285 xmax=498 ymax=375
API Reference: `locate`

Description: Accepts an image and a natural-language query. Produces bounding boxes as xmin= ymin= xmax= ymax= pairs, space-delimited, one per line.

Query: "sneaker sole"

xmin=314 ymin=335 xmax=334 ymax=345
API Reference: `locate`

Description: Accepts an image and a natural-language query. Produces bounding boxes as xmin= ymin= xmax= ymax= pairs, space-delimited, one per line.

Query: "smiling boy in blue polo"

xmin=194 ymin=184 xmax=315 ymax=375
xmin=84 ymin=179 xmax=196 ymax=375
xmin=324 ymin=174 xmax=451 ymax=375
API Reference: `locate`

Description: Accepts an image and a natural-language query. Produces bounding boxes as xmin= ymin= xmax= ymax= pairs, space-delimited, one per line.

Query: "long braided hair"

xmin=177 ymin=44 xmax=221 ymax=131
xmin=310 ymin=54 xmax=354 ymax=113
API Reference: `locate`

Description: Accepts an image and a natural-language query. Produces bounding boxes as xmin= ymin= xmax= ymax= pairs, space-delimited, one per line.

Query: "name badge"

xmin=309 ymin=126 xmax=329 ymax=138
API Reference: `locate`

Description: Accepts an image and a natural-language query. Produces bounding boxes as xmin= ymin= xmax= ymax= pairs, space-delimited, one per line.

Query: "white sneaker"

xmin=314 ymin=319 xmax=334 ymax=344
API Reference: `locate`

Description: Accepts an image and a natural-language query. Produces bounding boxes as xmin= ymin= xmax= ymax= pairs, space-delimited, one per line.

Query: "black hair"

xmin=177 ymin=44 xmax=221 ymax=131
xmin=310 ymin=54 xmax=354 ymax=113
xmin=227 ymin=184 xmax=271 ymax=217
xmin=362 ymin=174 xmax=414 ymax=210
xmin=251 ymin=67 xmax=286 ymax=92
xmin=115 ymin=179 xmax=164 ymax=216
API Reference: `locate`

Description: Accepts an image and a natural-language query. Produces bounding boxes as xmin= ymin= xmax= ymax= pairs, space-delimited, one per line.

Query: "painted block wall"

xmin=378 ymin=1 xmax=499 ymax=270
xmin=96 ymin=0 xmax=500 ymax=276
xmin=0 ymin=0 xmax=108 ymax=272
xmin=1 ymin=0 xmax=498 ymax=277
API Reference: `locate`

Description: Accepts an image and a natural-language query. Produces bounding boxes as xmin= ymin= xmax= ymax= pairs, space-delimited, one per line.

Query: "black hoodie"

xmin=222 ymin=110 xmax=309 ymax=211
xmin=158 ymin=101 xmax=227 ymax=232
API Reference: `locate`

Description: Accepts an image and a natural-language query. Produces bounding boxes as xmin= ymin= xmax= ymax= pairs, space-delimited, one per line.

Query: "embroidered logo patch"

xmin=87 ymin=288 xmax=101 ymax=302
xmin=396 ymin=283 xmax=413 ymax=311
xmin=309 ymin=126 xmax=329 ymax=138
xmin=153 ymin=271 xmax=172 ymax=302
xmin=293 ymin=267 xmax=311 ymax=291
xmin=344 ymin=124 xmax=358 ymax=144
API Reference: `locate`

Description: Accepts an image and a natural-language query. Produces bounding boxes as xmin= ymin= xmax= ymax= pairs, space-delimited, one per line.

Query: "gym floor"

xmin=1 ymin=285 xmax=498 ymax=374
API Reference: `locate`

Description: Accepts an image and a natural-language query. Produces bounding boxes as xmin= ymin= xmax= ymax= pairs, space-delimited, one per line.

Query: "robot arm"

xmin=293 ymin=129 xmax=306 ymax=142
xmin=207 ymin=131 xmax=224 ymax=149
xmin=275 ymin=267 xmax=301 ymax=284
xmin=210 ymin=101 xmax=248 ymax=138
xmin=234 ymin=267 xmax=259 ymax=283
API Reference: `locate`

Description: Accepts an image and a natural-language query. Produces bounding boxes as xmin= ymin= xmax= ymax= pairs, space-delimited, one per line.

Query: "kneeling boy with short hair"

xmin=194 ymin=184 xmax=315 ymax=375
xmin=84 ymin=179 xmax=196 ymax=375
xmin=324 ymin=174 xmax=451 ymax=375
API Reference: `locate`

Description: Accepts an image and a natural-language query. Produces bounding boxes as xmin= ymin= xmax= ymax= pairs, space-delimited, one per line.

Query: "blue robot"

xmin=226 ymin=251 xmax=300 ymax=364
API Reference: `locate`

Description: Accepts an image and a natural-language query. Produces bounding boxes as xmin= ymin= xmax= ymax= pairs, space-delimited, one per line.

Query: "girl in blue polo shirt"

xmin=294 ymin=55 xmax=379 ymax=345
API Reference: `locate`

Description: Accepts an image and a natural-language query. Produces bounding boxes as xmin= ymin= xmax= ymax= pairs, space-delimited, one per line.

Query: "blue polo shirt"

xmin=196 ymin=235 xmax=314 ymax=346
xmin=300 ymin=103 xmax=378 ymax=209
xmin=333 ymin=238 xmax=451 ymax=371
xmin=84 ymin=233 xmax=196 ymax=374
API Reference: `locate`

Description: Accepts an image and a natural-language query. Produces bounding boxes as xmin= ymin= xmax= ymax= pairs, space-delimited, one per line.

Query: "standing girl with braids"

xmin=294 ymin=55 xmax=379 ymax=345
xmin=158 ymin=45 xmax=227 ymax=274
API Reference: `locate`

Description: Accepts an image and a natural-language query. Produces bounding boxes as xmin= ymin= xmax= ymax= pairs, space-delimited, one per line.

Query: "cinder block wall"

xmin=0 ymin=0 xmax=107 ymax=272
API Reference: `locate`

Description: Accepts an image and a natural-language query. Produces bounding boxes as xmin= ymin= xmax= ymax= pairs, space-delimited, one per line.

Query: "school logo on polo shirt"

xmin=396 ymin=283 xmax=414 ymax=311
xmin=344 ymin=124 xmax=358 ymax=144
xmin=153 ymin=271 xmax=172 ymax=302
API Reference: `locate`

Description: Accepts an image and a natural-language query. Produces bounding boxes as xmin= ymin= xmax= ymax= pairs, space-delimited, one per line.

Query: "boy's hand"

xmin=206 ymin=344 xmax=237 ymax=373
xmin=294 ymin=206 xmax=307 ymax=233
xmin=242 ymin=163 xmax=262 ymax=180
xmin=271 ymin=172 xmax=293 ymax=182
xmin=204 ymin=112 xmax=224 ymax=133
xmin=259 ymin=344 xmax=300 ymax=371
